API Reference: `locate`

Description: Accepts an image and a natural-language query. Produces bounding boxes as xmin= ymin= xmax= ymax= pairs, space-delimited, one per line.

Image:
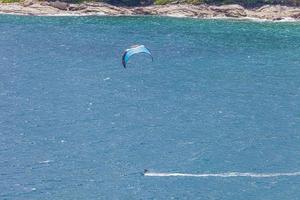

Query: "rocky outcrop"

xmin=22 ymin=0 xmax=34 ymax=7
xmin=49 ymin=1 xmax=68 ymax=10
xmin=247 ymin=5 xmax=300 ymax=20
xmin=0 ymin=2 xmax=299 ymax=21
xmin=210 ymin=4 xmax=247 ymax=17
xmin=68 ymin=4 xmax=87 ymax=11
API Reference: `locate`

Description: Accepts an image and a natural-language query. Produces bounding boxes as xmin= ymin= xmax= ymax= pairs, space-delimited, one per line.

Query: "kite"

xmin=122 ymin=45 xmax=153 ymax=68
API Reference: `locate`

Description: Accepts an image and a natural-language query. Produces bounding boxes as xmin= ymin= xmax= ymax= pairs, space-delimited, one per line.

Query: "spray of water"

xmin=144 ymin=171 xmax=300 ymax=178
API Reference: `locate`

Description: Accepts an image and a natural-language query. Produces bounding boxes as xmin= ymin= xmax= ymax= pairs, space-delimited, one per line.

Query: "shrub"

xmin=0 ymin=0 xmax=21 ymax=3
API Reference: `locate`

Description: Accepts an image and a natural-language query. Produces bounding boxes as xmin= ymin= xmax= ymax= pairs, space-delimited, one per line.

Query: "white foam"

xmin=144 ymin=171 xmax=300 ymax=178
xmin=38 ymin=160 xmax=52 ymax=164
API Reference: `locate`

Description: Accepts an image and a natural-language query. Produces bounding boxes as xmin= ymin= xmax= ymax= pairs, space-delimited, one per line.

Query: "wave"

xmin=144 ymin=171 xmax=300 ymax=178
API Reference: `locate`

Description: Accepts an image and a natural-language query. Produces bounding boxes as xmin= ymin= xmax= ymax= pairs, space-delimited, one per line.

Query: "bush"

xmin=154 ymin=0 xmax=171 ymax=4
xmin=0 ymin=0 xmax=20 ymax=2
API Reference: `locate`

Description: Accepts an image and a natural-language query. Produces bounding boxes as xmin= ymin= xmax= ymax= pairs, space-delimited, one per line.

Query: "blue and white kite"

xmin=122 ymin=45 xmax=153 ymax=68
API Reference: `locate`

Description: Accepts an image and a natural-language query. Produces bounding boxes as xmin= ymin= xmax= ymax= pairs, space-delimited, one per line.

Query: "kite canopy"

xmin=122 ymin=45 xmax=153 ymax=68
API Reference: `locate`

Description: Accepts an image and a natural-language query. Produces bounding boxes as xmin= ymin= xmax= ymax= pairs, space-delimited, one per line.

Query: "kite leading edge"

xmin=122 ymin=45 xmax=153 ymax=68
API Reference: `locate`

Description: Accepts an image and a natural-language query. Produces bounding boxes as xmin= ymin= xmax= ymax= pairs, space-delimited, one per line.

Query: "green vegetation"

xmin=0 ymin=0 xmax=21 ymax=2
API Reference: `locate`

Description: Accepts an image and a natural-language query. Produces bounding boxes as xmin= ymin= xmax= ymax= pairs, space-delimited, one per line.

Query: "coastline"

xmin=0 ymin=1 xmax=300 ymax=21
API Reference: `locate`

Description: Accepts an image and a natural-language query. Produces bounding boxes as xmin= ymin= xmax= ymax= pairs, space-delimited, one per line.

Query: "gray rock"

xmin=69 ymin=4 xmax=87 ymax=11
xmin=22 ymin=0 xmax=34 ymax=7
xmin=210 ymin=4 xmax=245 ymax=11
xmin=291 ymin=12 xmax=300 ymax=18
xmin=210 ymin=4 xmax=246 ymax=17
xmin=40 ymin=1 xmax=50 ymax=6
xmin=133 ymin=7 xmax=153 ymax=15
xmin=49 ymin=1 xmax=69 ymax=10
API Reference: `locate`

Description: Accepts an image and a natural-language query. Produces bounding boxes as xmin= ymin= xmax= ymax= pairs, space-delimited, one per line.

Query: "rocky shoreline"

xmin=1 ymin=1 xmax=300 ymax=21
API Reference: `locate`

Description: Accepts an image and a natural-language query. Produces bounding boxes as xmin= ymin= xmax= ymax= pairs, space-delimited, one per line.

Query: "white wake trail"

xmin=144 ymin=171 xmax=300 ymax=178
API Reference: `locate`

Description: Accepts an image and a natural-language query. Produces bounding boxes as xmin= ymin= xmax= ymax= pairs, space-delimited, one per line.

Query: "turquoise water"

xmin=1 ymin=15 xmax=300 ymax=199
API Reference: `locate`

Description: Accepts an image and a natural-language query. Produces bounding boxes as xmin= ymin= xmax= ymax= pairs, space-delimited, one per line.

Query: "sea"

xmin=0 ymin=15 xmax=300 ymax=199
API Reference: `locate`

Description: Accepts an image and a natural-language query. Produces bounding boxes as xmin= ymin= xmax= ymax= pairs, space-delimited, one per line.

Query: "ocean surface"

xmin=0 ymin=15 xmax=300 ymax=199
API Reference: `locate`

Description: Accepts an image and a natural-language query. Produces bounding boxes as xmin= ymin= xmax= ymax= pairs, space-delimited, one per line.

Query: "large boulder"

xmin=133 ymin=7 xmax=154 ymax=15
xmin=22 ymin=0 xmax=34 ymax=7
xmin=49 ymin=1 xmax=69 ymax=10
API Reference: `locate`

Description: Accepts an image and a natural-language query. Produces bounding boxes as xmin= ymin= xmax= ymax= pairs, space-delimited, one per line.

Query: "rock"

xmin=225 ymin=9 xmax=247 ymax=17
xmin=49 ymin=1 xmax=69 ymax=11
xmin=152 ymin=4 xmax=200 ymax=17
xmin=210 ymin=4 xmax=246 ymax=17
xmin=170 ymin=1 xmax=180 ymax=4
xmin=253 ymin=5 xmax=292 ymax=19
xmin=197 ymin=9 xmax=213 ymax=18
xmin=210 ymin=4 xmax=245 ymax=11
xmin=291 ymin=12 xmax=300 ymax=18
xmin=0 ymin=2 xmax=300 ymax=21
xmin=256 ymin=5 xmax=286 ymax=12
xmin=133 ymin=7 xmax=153 ymax=15
xmin=69 ymin=4 xmax=87 ymax=11
xmin=40 ymin=1 xmax=50 ymax=6
xmin=22 ymin=0 xmax=34 ymax=7
xmin=256 ymin=5 xmax=271 ymax=12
